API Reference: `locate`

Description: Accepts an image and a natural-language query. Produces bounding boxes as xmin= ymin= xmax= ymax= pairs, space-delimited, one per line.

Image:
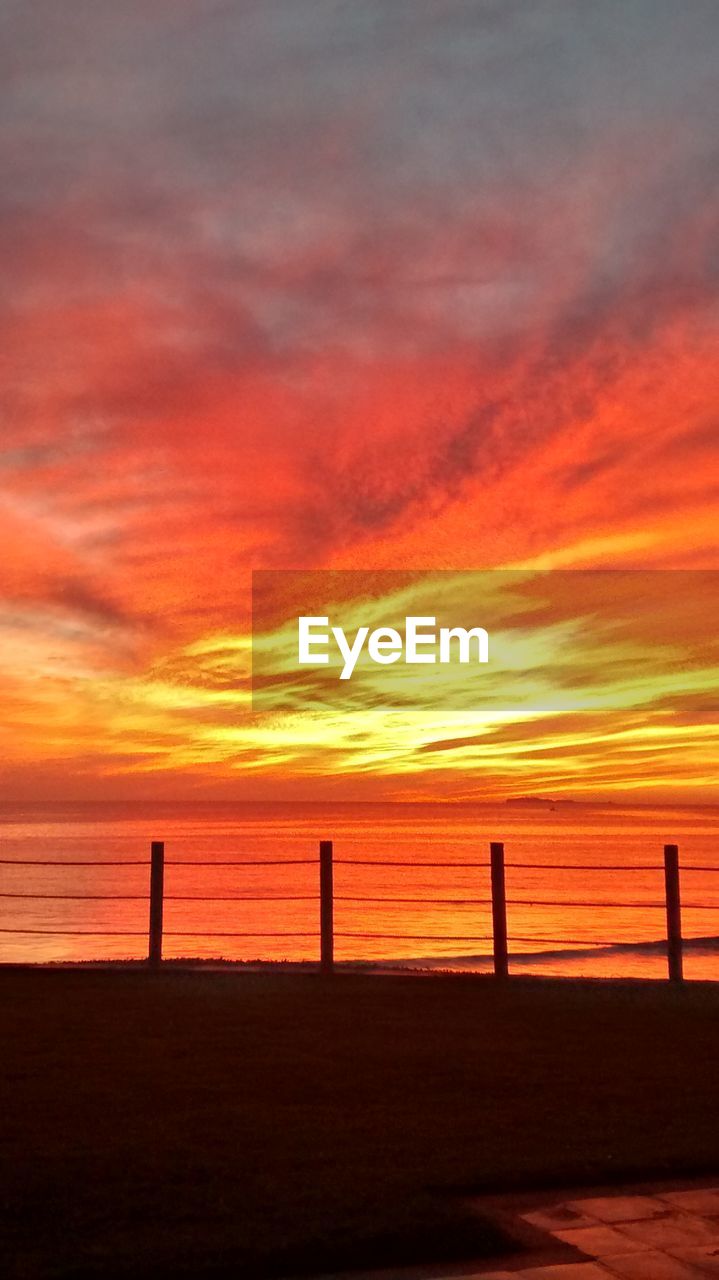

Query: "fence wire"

xmin=0 ymin=842 xmax=716 ymax=972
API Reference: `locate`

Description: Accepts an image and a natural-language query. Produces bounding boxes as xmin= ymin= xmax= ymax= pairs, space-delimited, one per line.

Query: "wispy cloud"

xmin=1 ymin=0 xmax=717 ymax=794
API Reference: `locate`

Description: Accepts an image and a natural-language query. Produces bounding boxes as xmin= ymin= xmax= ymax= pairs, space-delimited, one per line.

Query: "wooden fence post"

xmin=490 ymin=841 xmax=509 ymax=978
xmin=664 ymin=843 xmax=683 ymax=983
xmin=149 ymin=840 xmax=165 ymax=969
xmin=320 ymin=840 xmax=334 ymax=976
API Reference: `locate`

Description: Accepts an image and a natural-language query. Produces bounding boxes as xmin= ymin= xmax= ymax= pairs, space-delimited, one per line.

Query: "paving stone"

xmin=513 ymin=1262 xmax=616 ymax=1278
xmin=429 ymin=1187 xmax=719 ymax=1280
xmin=430 ymin=1261 xmax=615 ymax=1278
xmin=660 ymin=1190 xmax=719 ymax=1216
xmin=598 ymin=1249 xmax=709 ymax=1277
xmin=522 ymin=1205 xmax=600 ymax=1232
xmin=669 ymin=1244 xmax=719 ymax=1274
xmin=551 ymin=1224 xmax=647 ymax=1256
xmin=567 ymin=1196 xmax=667 ymax=1224
xmin=616 ymin=1213 xmax=719 ymax=1250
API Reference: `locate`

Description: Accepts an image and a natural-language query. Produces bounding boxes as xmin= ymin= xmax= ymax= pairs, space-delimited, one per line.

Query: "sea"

xmin=1 ymin=800 xmax=718 ymax=980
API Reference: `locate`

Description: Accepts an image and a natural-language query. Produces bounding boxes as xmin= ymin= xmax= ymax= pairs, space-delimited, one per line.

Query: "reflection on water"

xmin=0 ymin=800 xmax=718 ymax=980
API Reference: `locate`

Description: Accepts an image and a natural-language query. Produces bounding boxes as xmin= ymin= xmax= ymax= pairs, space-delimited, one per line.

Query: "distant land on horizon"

xmin=505 ymin=796 xmax=583 ymax=807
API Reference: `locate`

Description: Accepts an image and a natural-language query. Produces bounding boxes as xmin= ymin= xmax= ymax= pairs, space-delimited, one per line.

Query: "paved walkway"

xmin=438 ymin=1186 xmax=719 ymax=1278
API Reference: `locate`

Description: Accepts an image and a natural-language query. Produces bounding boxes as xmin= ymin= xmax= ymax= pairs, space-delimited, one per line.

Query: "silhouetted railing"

xmin=1 ymin=841 xmax=718 ymax=980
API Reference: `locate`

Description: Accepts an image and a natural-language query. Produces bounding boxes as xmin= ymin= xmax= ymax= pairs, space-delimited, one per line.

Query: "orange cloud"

xmin=1 ymin=1 xmax=717 ymax=797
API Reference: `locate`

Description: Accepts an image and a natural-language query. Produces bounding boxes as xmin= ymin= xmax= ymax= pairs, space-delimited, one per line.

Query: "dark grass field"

xmin=3 ymin=970 xmax=719 ymax=1278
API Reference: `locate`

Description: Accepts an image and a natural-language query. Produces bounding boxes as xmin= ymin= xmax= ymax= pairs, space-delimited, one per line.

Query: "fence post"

xmin=149 ymin=840 xmax=165 ymax=969
xmin=490 ymin=841 xmax=509 ymax=978
xmin=320 ymin=840 xmax=334 ymax=976
xmin=664 ymin=843 xmax=683 ymax=983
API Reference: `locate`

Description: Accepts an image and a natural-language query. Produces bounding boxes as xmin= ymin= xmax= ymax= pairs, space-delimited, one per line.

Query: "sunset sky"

xmin=1 ymin=0 xmax=718 ymax=802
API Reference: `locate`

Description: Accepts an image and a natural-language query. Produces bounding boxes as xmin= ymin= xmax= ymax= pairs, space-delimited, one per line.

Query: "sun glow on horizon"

xmin=1 ymin=2 xmax=718 ymax=803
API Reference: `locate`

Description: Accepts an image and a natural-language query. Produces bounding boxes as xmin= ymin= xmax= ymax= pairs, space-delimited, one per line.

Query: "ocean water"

xmin=0 ymin=800 xmax=718 ymax=979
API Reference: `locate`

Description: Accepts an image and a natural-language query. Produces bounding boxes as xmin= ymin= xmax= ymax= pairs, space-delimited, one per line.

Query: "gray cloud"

xmin=1 ymin=0 xmax=717 ymax=577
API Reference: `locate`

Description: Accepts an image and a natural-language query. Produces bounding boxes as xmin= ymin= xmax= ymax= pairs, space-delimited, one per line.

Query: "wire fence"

xmin=0 ymin=837 xmax=717 ymax=979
